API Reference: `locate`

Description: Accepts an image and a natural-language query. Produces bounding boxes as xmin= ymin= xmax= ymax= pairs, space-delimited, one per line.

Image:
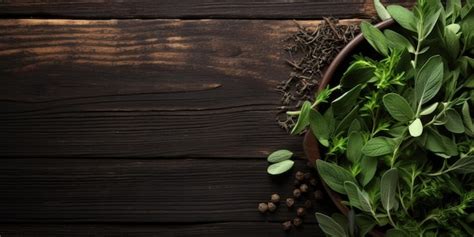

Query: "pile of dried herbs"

xmin=277 ymin=18 xmax=360 ymax=132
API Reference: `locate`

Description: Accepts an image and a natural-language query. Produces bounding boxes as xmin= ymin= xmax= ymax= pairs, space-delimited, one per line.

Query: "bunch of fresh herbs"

xmin=279 ymin=0 xmax=474 ymax=236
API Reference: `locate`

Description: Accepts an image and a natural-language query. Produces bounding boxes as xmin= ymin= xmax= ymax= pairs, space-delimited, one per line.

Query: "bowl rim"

xmin=303 ymin=18 xmax=395 ymax=237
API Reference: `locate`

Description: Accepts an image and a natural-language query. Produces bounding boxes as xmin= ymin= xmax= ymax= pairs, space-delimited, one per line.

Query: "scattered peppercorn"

xmin=304 ymin=200 xmax=312 ymax=209
xmin=271 ymin=193 xmax=280 ymax=203
xmin=296 ymin=207 xmax=306 ymax=217
xmin=268 ymin=202 xmax=277 ymax=212
xmin=304 ymin=172 xmax=312 ymax=180
xmin=293 ymin=188 xmax=302 ymax=198
xmin=258 ymin=202 xmax=268 ymax=213
xmin=295 ymin=171 xmax=305 ymax=181
xmin=300 ymin=184 xmax=309 ymax=193
xmin=282 ymin=220 xmax=292 ymax=231
xmin=286 ymin=197 xmax=295 ymax=208
xmin=293 ymin=217 xmax=303 ymax=227
xmin=309 ymin=178 xmax=318 ymax=186
xmin=294 ymin=179 xmax=301 ymax=187
xmin=314 ymin=190 xmax=324 ymax=200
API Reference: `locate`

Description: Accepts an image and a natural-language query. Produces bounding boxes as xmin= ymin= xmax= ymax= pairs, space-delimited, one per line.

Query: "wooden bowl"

xmin=303 ymin=19 xmax=395 ymax=237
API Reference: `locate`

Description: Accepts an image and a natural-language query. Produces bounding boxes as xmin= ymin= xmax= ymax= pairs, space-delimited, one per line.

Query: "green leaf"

xmin=387 ymin=5 xmax=417 ymax=32
xmin=291 ymin=101 xmax=312 ymax=135
xmin=422 ymin=10 xmax=441 ymax=39
xmin=425 ymin=128 xmax=459 ymax=157
xmin=383 ymin=93 xmax=415 ymax=122
xmin=420 ymin=102 xmax=439 ymax=116
xmin=362 ymin=137 xmax=395 ymax=157
xmin=444 ymin=109 xmax=465 ymax=133
xmin=409 ymin=118 xmax=423 ymax=137
xmin=461 ymin=7 xmax=474 ymax=50
xmin=360 ymin=21 xmax=389 ymax=56
xmin=316 ymin=160 xmax=357 ymax=194
xmin=357 ymin=188 xmax=373 ymax=213
xmin=315 ymin=213 xmax=348 ymax=237
xmin=267 ymin=150 xmax=293 ymax=163
xmin=374 ymin=0 xmax=391 ymax=20
xmin=332 ymin=85 xmax=362 ymax=118
xmin=386 ymin=229 xmax=405 ymax=237
xmin=380 ymin=168 xmax=399 ymax=211
xmin=384 ymin=29 xmax=414 ymax=52
xmin=448 ymin=156 xmax=474 ymax=174
xmin=462 ymin=101 xmax=474 ymax=132
xmin=359 ymin=156 xmax=378 ymax=186
xmin=415 ymin=56 xmax=444 ymax=106
xmin=347 ymin=132 xmax=364 ymax=163
xmin=310 ymin=110 xmax=330 ymax=147
xmin=445 ymin=25 xmax=461 ymax=59
xmin=267 ymin=160 xmax=294 ymax=175
xmin=340 ymin=60 xmax=375 ymax=89
xmin=466 ymin=74 xmax=474 ymax=88
xmin=344 ymin=181 xmax=362 ymax=210
xmin=335 ymin=106 xmax=360 ymax=135
xmin=355 ymin=214 xmax=376 ymax=237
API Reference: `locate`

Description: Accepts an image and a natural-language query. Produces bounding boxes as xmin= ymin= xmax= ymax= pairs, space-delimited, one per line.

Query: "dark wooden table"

xmin=0 ymin=1 xmax=412 ymax=236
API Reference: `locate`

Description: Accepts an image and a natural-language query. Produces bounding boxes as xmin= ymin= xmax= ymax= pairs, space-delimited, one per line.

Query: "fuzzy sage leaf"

xmin=267 ymin=150 xmax=293 ymax=163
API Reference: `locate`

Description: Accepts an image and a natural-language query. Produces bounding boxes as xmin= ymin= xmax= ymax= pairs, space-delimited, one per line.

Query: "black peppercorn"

xmin=293 ymin=217 xmax=303 ymax=227
xmin=309 ymin=178 xmax=318 ymax=186
xmin=271 ymin=193 xmax=280 ymax=203
xmin=304 ymin=172 xmax=312 ymax=180
xmin=293 ymin=188 xmax=302 ymax=198
xmin=258 ymin=202 xmax=268 ymax=213
xmin=282 ymin=220 xmax=292 ymax=231
xmin=295 ymin=171 xmax=304 ymax=181
xmin=294 ymin=179 xmax=301 ymax=187
xmin=300 ymin=184 xmax=309 ymax=193
xmin=296 ymin=207 xmax=306 ymax=217
xmin=304 ymin=200 xmax=312 ymax=209
xmin=314 ymin=190 xmax=324 ymax=200
xmin=268 ymin=202 xmax=277 ymax=212
xmin=286 ymin=197 xmax=295 ymax=208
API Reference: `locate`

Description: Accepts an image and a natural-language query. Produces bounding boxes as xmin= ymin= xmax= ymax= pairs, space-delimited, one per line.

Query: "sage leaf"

xmin=448 ymin=156 xmax=474 ymax=174
xmin=340 ymin=60 xmax=375 ymax=89
xmin=335 ymin=106 xmax=360 ymax=136
xmin=332 ymin=84 xmax=362 ymax=118
xmin=355 ymin=214 xmax=376 ymax=237
xmin=420 ymin=102 xmax=439 ymax=116
xmin=347 ymin=132 xmax=364 ymax=163
xmin=415 ymin=56 xmax=444 ymax=106
xmin=357 ymin=188 xmax=373 ymax=213
xmin=462 ymin=101 xmax=474 ymax=132
xmin=422 ymin=10 xmax=441 ymax=39
xmin=315 ymin=213 xmax=347 ymax=237
xmin=360 ymin=156 xmax=378 ymax=186
xmin=381 ymin=168 xmax=399 ymax=211
xmin=310 ymin=110 xmax=330 ymax=147
xmin=409 ymin=118 xmax=423 ymax=137
xmin=374 ymin=0 xmax=391 ymax=20
xmin=383 ymin=93 xmax=415 ymax=122
xmin=291 ymin=101 xmax=312 ymax=135
xmin=267 ymin=160 xmax=294 ymax=175
xmin=361 ymin=21 xmax=389 ymax=56
xmin=387 ymin=5 xmax=417 ymax=32
xmin=425 ymin=128 xmax=459 ymax=157
xmin=444 ymin=109 xmax=465 ymax=133
xmin=384 ymin=29 xmax=414 ymax=52
xmin=466 ymin=74 xmax=474 ymax=88
xmin=344 ymin=181 xmax=362 ymax=210
xmin=316 ymin=160 xmax=357 ymax=194
xmin=267 ymin=150 xmax=293 ymax=163
xmin=362 ymin=137 xmax=395 ymax=157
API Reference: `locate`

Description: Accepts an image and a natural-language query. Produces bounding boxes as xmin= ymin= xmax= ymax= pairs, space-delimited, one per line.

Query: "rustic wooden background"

xmin=0 ymin=1 xmax=412 ymax=236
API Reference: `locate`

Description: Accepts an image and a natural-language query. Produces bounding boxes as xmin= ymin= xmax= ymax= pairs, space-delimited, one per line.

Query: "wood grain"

xmin=0 ymin=223 xmax=324 ymax=237
xmin=0 ymin=0 xmax=414 ymax=19
xmin=0 ymin=19 xmax=361 ymax=158
xmin=0 ymin=158 xmax=336 ymax=223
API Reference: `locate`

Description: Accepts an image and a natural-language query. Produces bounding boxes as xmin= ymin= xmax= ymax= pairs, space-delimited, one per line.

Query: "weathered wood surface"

xmin=0 ymin=223 xmax=324 ymax=237
xmin=0 ymin=158 xmax=335 ymax=222
xmin=0 ymin=19 xmax=360 ymax=158
xmin=0 ymin=0 xmax=414 ymax=19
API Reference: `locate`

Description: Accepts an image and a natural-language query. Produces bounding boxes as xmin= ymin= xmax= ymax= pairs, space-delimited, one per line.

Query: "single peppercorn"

xmin=304 ymin=172 xmax=312 ymax=180
xmin=286 ymin=197 xmax=295 ymax=208
xmin=294 ymin=179 xmax=301 ymax=187
xmin=314 ymin=190 xmax=324 ymax=200
xmin=268 ymin=202 xmax=277 ymax=212
xmin=309 ymin=178 xmax=317 ymax=186
xmin=258 ymin=202 xmax=268 ymax=213
xmin=271 ymin=193 xmax=280 ymax=203
xmin=282 ymin=220 xmax=292 ymax=231
xmin=295 ymin=171 xmax=304 ymax=181
xmin=293 ymin=217 xmax=303 ymax=227
xmin=296 ymin=207 xmax=306 ymax=217
xmin=300 ymin=184 xmax=309 ymax=193
xmin=304 ymin=200 xmax=312 ymax=209
xmin=293 ymin=188 xmax=302 ymax=198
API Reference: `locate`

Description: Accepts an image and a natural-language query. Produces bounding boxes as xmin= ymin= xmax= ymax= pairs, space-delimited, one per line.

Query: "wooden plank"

xmin=0 ymin=158 xmax=336 ymax=223
xmin=0 ymin=19 xmax=361 ymax=158
xmin=0 ymin=223 xmax=325 ymax=237
xmin=0 ymin=0 xmax=414 ymax=19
